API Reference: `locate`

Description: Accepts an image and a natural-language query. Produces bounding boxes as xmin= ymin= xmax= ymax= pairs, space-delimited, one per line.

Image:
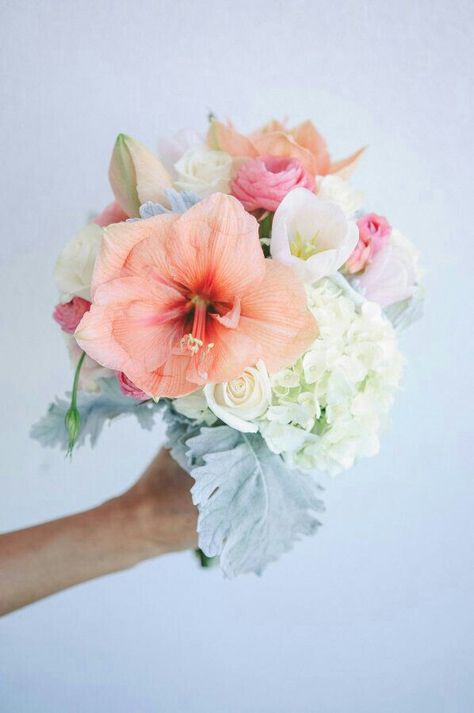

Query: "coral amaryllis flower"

xmin=75 ymin=194 xmax=318 ymax=398
xmin=208 ymin=118 xmax=365 ymax=179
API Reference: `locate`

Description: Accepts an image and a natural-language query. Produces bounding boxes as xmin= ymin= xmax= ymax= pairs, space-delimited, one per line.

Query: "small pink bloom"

xmin=346 ymin=213 xmax=391 ymax=274
xmin=93 ymin=201 xmax=128 ymax=226
xmin=53 ymin=297 xmax=91 ymax=333
xmin=117 ymin=372 xmax=147 ymax=400
xmin=231 ymin=156 xmax=316 ymax=212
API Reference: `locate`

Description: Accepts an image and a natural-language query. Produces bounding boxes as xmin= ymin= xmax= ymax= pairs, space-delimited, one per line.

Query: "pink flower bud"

xmin=346 ymin=213 xmax=391 ymax=274
xmin=231 ymin=156 xmax=316 ymax=212
xmin=93 ymin=201 xmax=128 ymax=227
xmin=117 ymin=372 xmax=147 ymax=400
xmin=53 ymin=297 xmax=91 ymax=333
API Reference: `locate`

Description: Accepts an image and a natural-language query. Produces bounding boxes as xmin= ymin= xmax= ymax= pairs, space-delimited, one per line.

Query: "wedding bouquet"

xmin=32 ymin=117 xmax=423 ymax=576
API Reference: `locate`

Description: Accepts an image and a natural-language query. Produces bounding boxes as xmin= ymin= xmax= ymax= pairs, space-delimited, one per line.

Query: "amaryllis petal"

xmin=238 ymin=260 xmax=318 ymax=373
xmin=91 ymin=213 xmax=179 ymax=294
xmin=127 ymin=353 xmax=196 ymax=399
xmin=164 ymin=193 xmax=265 ymax=298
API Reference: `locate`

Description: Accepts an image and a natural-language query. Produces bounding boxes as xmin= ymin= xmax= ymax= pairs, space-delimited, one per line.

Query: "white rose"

xmin=174 ymin=145 xmax=233 ymax=197
xmin=315 ymin=175 xmax=363 ymax=216
xmin=204 ymin=361 xmax=271 ymax=433
xmin=54 ymin=223 xmax=102 ymax=301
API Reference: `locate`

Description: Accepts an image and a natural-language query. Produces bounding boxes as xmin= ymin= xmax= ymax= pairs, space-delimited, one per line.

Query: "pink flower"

xmin=53 ymin=297 xmax=91 ymax=333
xmin=231 ymin=156 xmax=316 ymax=212
xmin=346 ymin=213 xmax=391 ymax=274
xmin=93 ymin=201 xmax=128 ymax=227
xmin=117 ymin=372 xmax=147 ymax=400
xmin=75 ymin=193 xmax=318 ymax=399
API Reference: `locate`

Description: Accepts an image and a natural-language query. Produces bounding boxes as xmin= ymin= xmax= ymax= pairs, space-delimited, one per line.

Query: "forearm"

xmin=0 ymin=449 xmax=197 ymax=617
xmin=0 ymin=496 xmax=144 ymax=616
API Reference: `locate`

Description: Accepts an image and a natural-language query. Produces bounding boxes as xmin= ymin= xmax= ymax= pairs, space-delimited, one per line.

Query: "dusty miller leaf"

xmin=31 ymin=377 xmax=158 ymax=451
xmin=185 ymin=425 xmax=324 ymax=577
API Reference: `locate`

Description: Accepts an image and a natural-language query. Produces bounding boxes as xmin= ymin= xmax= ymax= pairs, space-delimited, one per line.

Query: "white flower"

xmin=355 ymin=229 xmax=421 ymax=307
xmin=158 ymin=128 xmax=202 ymax=173
xmin=271 ymin=188 xmax=359 ymax=283
xmin=173 ymin=389 xmax=217 ymax=426
xmin=54 ymin=223 xmax=102 ymax=301
xmin=174 ymin=145 xmax=233 ymax=197
xmin=259 ymin=279 xmax=403 ymax=474
xmin=204 ymin=361 xmax=271 ymax=433
xmin=316 ymin=175 xmax=363 ymax=216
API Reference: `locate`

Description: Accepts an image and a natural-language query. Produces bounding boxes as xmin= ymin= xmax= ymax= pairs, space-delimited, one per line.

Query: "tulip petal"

xmin=329 ymin=146 xmax=366 ymax=179
xmin=290 ymin=121 xmax=330 ymax=175
xmin=207 ymin=119 xmax=257 ymax=157
xmin=109 ymin=134 xmax=172 ymax=217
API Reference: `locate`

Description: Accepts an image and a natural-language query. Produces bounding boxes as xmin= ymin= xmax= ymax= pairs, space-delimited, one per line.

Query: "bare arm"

xmin=0 ymin=449 xmax=197 ymax=616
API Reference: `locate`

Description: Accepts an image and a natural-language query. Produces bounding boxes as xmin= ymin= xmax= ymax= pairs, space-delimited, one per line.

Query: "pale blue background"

xmin=0 ymin=1 xmax=473 ymax=711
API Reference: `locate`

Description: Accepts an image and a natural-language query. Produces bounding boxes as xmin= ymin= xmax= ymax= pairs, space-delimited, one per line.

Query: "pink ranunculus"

xmin=231 ymin=156 xmax=316 ymax=212
xmin=346 ymin=213 xmax=392 ymax=274
xmin=117 ymin=372 xmax=147 ymax=400
xmin=53 ymin=297 xmax=91 ymax=333
xmin=93 ymin=201 xmax=129 ymax=226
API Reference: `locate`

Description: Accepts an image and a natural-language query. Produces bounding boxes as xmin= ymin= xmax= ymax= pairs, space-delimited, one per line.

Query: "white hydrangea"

xmin=260 ymin=278 xmax=404 ymax=475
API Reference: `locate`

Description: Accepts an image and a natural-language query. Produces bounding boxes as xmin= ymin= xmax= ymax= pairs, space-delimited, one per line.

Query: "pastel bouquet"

xmin=32 ymin=117 xmax=423 ymax=576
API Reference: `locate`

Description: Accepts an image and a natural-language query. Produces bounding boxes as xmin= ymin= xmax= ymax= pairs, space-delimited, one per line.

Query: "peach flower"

xmin=231 ymin=156 xmax=315 ymax=212
xmin=346 ymin=213 xmax=391 ymax=274
xmin=75 ymin=193 xmax=318 ymax=399
xmin=208 ymin=118 xmax=365 ymax=178
xmin=53 ymin=297 xmax=91 ymax=333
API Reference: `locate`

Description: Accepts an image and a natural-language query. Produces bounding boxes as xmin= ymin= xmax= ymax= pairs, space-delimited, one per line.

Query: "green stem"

xmin=194 ymin=548 xmax=216 ymax=568
xmin=65 ymin=351 xmax=86 ymax=455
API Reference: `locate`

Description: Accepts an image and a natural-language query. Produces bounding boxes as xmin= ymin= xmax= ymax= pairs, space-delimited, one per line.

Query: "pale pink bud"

xmin=346 ymin=213 xmax=391 ymax=274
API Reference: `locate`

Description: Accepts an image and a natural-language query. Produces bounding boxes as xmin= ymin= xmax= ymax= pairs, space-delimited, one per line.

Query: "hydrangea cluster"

xmin=260 ymin=278 xmax=404 ymax=474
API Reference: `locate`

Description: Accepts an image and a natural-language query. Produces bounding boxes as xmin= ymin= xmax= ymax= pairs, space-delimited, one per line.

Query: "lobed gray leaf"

xmin=185 ymin=425 xmax=324 ymax=577
xmin=31 ymin=377 xmax=158 ymax=451
xmin=139 ymin=189 xmax=201 ymax=218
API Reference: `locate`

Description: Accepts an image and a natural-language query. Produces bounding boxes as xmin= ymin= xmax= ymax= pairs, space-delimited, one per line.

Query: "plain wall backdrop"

xmin=0 ymin=1 xmax=473 ymax=711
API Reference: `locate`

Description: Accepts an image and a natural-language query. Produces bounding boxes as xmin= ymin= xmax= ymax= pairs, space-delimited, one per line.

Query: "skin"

xmin=0 ymin=449 xmax=197 ymax=617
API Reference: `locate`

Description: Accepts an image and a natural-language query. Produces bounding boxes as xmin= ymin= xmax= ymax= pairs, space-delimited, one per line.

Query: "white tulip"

xmin=315 ymin=175 xmax=363 ymax=217
xmin=174 ymin=145 xmax=233 ymax=197
xmin=271 ymin=187 xmax=359 ymax=284
xmin=54 ymin=223 xmax=102 ymax=301
xmin=204 ymin=361 xmax=271 ymax=433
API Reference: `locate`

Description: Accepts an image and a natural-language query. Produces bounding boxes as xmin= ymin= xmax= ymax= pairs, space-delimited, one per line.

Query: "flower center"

xmin=290 ymin=230 xmax=322 ymax=260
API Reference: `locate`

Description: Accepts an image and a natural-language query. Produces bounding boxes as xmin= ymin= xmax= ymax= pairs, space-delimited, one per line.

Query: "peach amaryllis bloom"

xmin=208 ymin=118 xmax=365 ymax=179
xmin=75 ymin=193 xmax=318 ymax=399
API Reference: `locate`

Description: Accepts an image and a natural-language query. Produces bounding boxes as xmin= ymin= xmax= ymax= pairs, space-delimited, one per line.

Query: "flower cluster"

xmin=260 ymin=279 xmax=404 ymax=474
xmin=47 ymin=116 xmax=422 ymax=475
xmin=35 ymin=115 xmax=424 ymax=575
